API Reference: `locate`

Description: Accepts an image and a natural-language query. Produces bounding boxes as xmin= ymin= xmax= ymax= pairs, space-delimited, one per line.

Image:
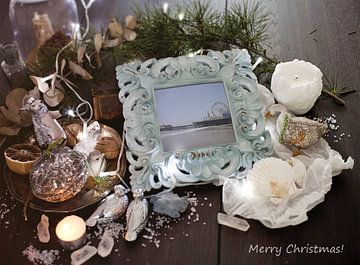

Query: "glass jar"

xmin=0 ymin=42 xmax=32 ymax=89
xmin=9 ymin=0 xmax=79 ymax=61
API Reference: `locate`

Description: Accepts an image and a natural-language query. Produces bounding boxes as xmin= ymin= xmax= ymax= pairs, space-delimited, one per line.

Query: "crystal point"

xmin=71 ymin=245 xmax=97 ymax=265
xmin=217 ymin=213 xmax=250 ymax=232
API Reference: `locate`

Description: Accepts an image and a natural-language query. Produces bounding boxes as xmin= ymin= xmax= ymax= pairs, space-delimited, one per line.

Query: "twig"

xmin=322 ymin=89 xmax=346 ymax=105
xmin=309 ymin=29 xmax=317 ymax=35
xmin=23 ymin=190 xmax=32 ymax=221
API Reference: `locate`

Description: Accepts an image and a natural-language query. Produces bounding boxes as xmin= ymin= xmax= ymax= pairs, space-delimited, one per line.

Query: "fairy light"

xmin=71 ymin=22 xmax=80 ymax=39
xmin=66 ymin=109 xmax=76 ymax=118
xmin=178 ymin=12 xmax=185 ymax=21
xmin=163 ymin=2 xmax=169 ymax=13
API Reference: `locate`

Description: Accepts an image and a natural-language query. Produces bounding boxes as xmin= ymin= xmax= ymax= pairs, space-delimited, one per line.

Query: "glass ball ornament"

xmin=9 ymin=0 xmax=79 ymax=60
xmin=30 ymin=147 xmax=87 ymax=203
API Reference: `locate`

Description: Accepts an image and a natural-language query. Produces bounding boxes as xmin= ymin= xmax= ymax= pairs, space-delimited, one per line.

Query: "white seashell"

xmin=247 ymin=157 xmax=306 ymax=202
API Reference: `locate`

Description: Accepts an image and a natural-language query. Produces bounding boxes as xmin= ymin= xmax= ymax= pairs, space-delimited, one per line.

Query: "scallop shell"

xmin=247 ymin=157 xmax=306 ymax=202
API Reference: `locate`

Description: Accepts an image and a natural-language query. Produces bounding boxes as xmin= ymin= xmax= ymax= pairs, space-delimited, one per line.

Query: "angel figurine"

xmin=22 ymin=95 xmax=66 ymax=148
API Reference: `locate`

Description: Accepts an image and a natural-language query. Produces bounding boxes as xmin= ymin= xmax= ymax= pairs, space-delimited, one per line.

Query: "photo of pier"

xmin=154 ymin=82 xmax=236 ymax=152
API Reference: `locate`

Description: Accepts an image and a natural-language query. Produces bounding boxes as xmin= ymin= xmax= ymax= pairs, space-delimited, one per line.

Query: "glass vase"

xmin=9 ymin=0 xmax=79 ymax=61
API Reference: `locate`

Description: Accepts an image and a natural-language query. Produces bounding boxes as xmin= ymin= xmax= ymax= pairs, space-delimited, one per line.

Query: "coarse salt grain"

xmin=22 ymin=245 xmax=60 ymax=265
xmin=313 ymin=114 xmax=350 ymax=143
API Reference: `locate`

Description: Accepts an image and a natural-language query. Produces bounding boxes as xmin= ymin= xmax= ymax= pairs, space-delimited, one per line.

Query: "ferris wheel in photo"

xmin=211 ymin=101 xmax=229 ymax=119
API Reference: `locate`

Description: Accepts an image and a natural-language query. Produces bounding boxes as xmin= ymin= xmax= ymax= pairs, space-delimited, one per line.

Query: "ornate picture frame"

xmin=116 ymin=49 xmax=272 ymax=191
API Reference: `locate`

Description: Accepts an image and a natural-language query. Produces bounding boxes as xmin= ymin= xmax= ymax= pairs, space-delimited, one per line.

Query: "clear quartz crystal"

xmin=97 ymin=230 xmax=114 ymax=258
xmin=30 ymin=147 xmax=87 ymax=202
xmin=150 ymin=192 xmax=189 ymax=218
xmin=70 ymin=245 xmax=97 ymax=265
xmin=37 ymin=214 xmax=50 ymax=243
xmin=217 ymin=213 xmax=250 ymax=232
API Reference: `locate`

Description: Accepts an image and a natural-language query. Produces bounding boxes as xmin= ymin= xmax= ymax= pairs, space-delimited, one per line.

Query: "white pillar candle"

xmin=271 ymin=59 xmax=323 ymax=115
xmin=56 ymin=215 xmax=86 ymax=250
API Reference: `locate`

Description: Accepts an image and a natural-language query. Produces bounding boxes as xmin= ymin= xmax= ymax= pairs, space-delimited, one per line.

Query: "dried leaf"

xmin=5 ymin=88 xmax=28 ymax=112
xmin=103 ymin=38 xmax=122 ymax=48
xmin=0 ymin=106 xmax=21 ymax=124
xmin=123 ymin=29 xmax=137 ymax=41
xmin=68 ymin=60 xmax=93 ymax=80
xmin=0 ymin=126 xmax=21 ymax=136
xmin=43 ymin=80 xmax=65 ymax=107
xmin=44 ymin=88 xmax=64 ymax=107
xmin=0 ymin=111 xmax=13 ymax=127
xmin=94 ymin=33 xmax=103 ymax=68
xmin=30 ymin=74 xmax=56 ymax=93
xmin=61 ymin=59 xmax=66 ymax=76
xmin=94 ymin=33 xmax=103 ymax=53
xmin=77 ymin=46 xmax=86 ymax=64
xmin=125 ymin=15 xmax=137 ymax=30
xmin=108 ymin=19 xmax=123 ymax=39
xmin=49 ymin=110 xmax=62 ymax=119
xmin=28 ymin=87 xmax=40 ymax=99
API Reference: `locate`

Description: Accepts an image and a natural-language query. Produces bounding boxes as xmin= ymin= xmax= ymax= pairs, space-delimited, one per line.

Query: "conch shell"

xmin=247 ymin=157 xmax=306 ymax=203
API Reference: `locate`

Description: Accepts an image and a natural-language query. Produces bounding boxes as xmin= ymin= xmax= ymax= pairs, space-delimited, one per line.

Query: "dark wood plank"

xmin=220 ymin=1 xmax=360 ymax=265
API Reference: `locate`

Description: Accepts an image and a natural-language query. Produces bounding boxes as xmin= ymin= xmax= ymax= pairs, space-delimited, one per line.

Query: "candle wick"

xmin=294 ymin=75 xmax=299 ymax=80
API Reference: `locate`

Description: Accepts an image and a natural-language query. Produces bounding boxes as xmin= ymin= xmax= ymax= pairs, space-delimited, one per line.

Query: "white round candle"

xmin=56 ymin=215 xmax=86 ymax=243
xmin=271 ymin=59 xmax=323 ymax=115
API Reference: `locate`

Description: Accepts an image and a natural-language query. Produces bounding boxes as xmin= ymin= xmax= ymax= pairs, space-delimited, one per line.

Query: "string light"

xmin=163 ymin=2 xmax=169 ymax=13
xmin=178 ymin=12 xmax=185 ymax=21
xmin=66 ymin=109 xmax=76 ymax=118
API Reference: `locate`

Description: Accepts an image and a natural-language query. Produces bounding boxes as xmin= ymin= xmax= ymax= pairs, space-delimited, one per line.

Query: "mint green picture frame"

xmin=116 ymin=49 xmax=272 ymax=191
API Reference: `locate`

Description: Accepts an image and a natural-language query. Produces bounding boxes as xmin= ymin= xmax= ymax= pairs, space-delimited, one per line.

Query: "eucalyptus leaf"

xmin=69 ymin=60 xmax=93 ymax=80
xmin=108 ymin=19 xmax=123 ymax=39
xmin=5 ymin=88 xmax=28 ymax=112
xmin=77 ymin=46 xmax=86 ymax=64
xmin=125 ymin=15 xmax=137 ymax=30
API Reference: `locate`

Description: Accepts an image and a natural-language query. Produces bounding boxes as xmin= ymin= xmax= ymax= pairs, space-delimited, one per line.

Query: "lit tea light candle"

xmin=56 ymin=215 xmax=86 ymax=250
xmin=271 ymin=59 xmax=323 ymax=115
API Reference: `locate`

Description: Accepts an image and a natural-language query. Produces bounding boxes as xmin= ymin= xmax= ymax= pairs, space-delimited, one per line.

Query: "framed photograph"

xmin=116 ymin=49 xmax=272 ymax=191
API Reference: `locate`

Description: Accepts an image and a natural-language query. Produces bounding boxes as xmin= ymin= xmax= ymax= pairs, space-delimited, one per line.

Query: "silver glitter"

xmin=281 ymin=115 xmax=327 ymax=149
xmin=22 ymin=96 xmax=66 ymax=148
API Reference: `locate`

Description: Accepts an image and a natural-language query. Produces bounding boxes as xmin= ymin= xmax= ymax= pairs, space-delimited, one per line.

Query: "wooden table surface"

xmin=0 ymin=0 xmax=359 ymax=265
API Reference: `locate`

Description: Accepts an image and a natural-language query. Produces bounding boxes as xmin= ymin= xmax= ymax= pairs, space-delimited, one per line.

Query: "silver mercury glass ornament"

xmin=86 ymin=185 xmax=129 ymax=227
xmin=22 ymin=95 xmax=66 ymax=149
xmin=125 ymin=188 xmax=149 ymax=242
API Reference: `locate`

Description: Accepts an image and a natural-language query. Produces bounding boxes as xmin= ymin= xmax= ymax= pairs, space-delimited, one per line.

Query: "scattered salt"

xmin=23 ymin=245 xmax=60 ymax=265
xmin=313 ymin=114 xmax=350 ymax=143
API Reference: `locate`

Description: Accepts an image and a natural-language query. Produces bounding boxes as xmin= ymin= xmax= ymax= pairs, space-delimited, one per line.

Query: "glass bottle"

xmin=0 ymin=42 xmax=32 ymax=89
xmin=9 ymin=0 xmax=79 ymax=61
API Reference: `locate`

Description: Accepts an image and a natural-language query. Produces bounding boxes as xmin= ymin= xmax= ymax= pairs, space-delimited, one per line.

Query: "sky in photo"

xmin=154 ymin=82 xmax=230 ymax=126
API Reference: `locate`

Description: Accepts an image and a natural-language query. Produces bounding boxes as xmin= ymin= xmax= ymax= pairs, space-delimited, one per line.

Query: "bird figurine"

xmin=86 ymin=185 xmax=129 ymax=227
xmin=22 ymin=95 xmax=66 ymax=149
xmin=125 ymin=189 xmax=149 ymax=242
